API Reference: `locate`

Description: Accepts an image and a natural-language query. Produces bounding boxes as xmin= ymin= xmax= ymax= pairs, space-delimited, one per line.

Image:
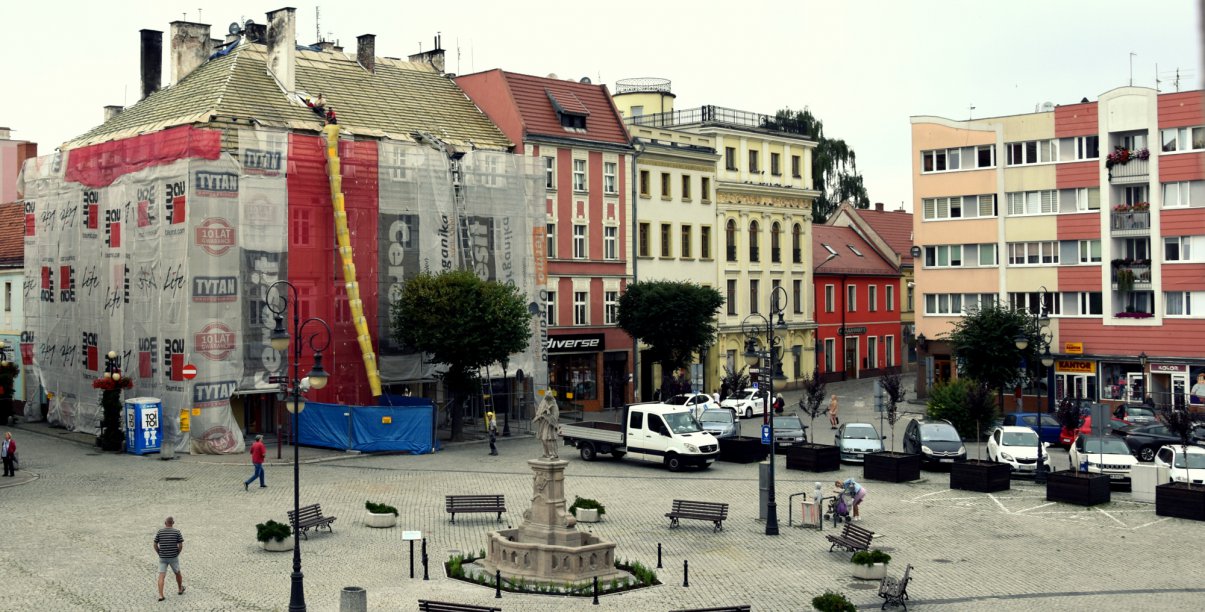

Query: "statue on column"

xmin=533 ymin=391 xmax=560 ymax=459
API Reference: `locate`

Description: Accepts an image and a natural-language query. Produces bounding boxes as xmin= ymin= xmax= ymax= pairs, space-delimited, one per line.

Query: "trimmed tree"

xmin=391 ymin=270 xmax=531 ymax=441
xmin=879 ymin=371 xmax=907 ymax=451
xmin=926 ymin=378 xmax=997 ymax=443
xmin=616 ymin=281 xmax=724 ymax=399
xmin=947 ymin=302 xmax=1036 ymax=411
xmin=798 ymin=368 xmax=828 ymax=442
xmin=720 ymin=364 xmax=749 ymax=402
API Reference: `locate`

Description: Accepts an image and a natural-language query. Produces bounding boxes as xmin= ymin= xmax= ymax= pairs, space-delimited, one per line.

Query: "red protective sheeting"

xmin=66 ymin=126 xmax=221 ymax=188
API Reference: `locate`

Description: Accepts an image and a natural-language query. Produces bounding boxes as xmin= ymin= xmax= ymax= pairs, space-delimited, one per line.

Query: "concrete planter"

xmin=852 ymin=562 xmax=889 ymax=580
xmin=1046 ymin=470 xmax=1111 ymax=506
xmin=366 ymin=511 xmax=397 ymax=528
xmin=786 ymin=443 xmax=841 ymax=472
xmin=575 ymin=508 xmax=601 ymax=523
xmin=950 ymin=459 xmax=1011 ymax=493
xmin=261 ymin=538 xmax=294 ymax=552
xmin=864 ymin=452 xmax=921 ymax=483
xmin=1155 ymin=482 xmax=1205 ymax=521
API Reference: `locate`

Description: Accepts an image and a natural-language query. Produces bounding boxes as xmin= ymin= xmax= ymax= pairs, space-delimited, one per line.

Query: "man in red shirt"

xmin=243 ymin=435 xmax=266 ymax=491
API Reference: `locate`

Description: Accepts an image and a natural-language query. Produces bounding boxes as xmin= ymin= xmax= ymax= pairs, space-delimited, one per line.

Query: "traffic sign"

xmin=181 ymin=364 xmax=198 ymax=380
xmin=761 ymin=424 xmax=772 ymax=445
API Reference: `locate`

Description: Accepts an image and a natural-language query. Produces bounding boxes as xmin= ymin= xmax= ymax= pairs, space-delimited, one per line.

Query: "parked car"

xmin=1001 ymin=412 xmax=1061 ymax=445
xmin=1058 ymin=414 xmax=1129 ymax=447
xmin=985 ymin=426 xmax=1052 ymax=473
xmin=1154 ymin=445 xmax=1205 ymax=485
xmin=1113 ymin=404 xmax=1158 ymax=426
xmin=771 ymin=414 xmax=807 ymax=447
xmin=835 ymin=422 xmax=883 ymax=463
xmin=721 ymin=388 xmax=768 ymax=419
xmin=1068 ymin=434 xmax=1137 ymax=483
xmin=902 ymin=418 xmax=967 ymax=465
xmin=664 ymin=393 xmax=717 ymax=418
xmin=698 ymin=408 xmax=739 ymax=440
xmin=1116 ymin=423 xmax=1202 ymax=462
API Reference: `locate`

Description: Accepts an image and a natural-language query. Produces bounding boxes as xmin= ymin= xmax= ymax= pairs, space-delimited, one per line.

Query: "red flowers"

xmin=92 ymin=376 xmax=134 ymax=391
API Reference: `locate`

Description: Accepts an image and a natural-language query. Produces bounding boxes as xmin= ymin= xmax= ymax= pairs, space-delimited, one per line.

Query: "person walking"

xmin=1 ymin=432 xmax=15 ymax=477
xmin=243 ymin=435 xmax=266 ymax=491
xmin=835 ymin=478 xmax=867 ymax=521
xmin=153 ymin=516 xmax=185 ymax=601
xmin=486 ymin=411 xmax=499 ymax=456
xmin=773 ymin=393 xmax=785 ymax=414
xmin=829 ymin=395 xmax=840 ymax=429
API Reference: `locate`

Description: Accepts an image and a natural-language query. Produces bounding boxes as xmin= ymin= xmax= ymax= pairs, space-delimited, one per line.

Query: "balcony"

xmin=1111 ymin=262 xmax=1151 ymax=292
xmin=749 ymin=246 xmax=760 ymax=262
xmin=1110 ymin=210 xmax=1150 ymax=237
xmin=1107 ymin=158 xmax=1149 ymax=184
xmin=625 ymin=105 xmax=813 ymax=139
xmin=793 ymin=248 xmax=802 ymax=264
xmin=726 ymin=245 xmax=737 ymax=262
xmin=771 ymin=247 xmax=781 ymax=263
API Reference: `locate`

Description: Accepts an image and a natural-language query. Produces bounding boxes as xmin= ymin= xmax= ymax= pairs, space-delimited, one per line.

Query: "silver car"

xmin=698 ymin=409 xmax=739 ymax=439
xmin=835 ymin=422 xmax=884 ymax=463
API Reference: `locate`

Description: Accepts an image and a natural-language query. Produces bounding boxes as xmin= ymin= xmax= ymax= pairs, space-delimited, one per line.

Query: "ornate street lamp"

xmin=1015 ymin=288 xmax=1055 ymax=483
xmin=742 ymin=285 xmax=789 ymax=536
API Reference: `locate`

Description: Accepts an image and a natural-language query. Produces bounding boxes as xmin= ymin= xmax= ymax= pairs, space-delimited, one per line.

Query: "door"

xmin=1126 ymin=372 xmax=1144 ymax=403
xmin=844 ymin=339 xmax=858 ymax=380
xmin=644 ymin=413 xmax=672 ymax=462
xmin=626 ymin=410 xmax=649 ymax=460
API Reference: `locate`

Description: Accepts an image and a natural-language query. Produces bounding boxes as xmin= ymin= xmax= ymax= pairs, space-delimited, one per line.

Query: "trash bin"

xmin=759 ymin=463 xmax=771 ymax=520
xmin=800 ymin=499 xmax=821 ymax=528
xmin=340 ymin=586 xmax=367 ymax=612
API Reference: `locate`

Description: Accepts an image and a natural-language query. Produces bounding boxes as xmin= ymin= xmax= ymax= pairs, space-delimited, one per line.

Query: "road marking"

xmin=1131 ymin=516 xmax=1172 ymax=531
xmin=1014 ymin=502 xmax=1055 ymax=514
xmin=987 ymin=493 xmax=1009 ymax=513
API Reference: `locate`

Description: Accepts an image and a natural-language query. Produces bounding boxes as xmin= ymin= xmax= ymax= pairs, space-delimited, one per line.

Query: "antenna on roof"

xmin=198 ymin=8 xmax=202 ymax=22
xmin=968 ymin=104 xmax=975 ymax=120
xmin=315 ymin=6 xmax=322 ymax=42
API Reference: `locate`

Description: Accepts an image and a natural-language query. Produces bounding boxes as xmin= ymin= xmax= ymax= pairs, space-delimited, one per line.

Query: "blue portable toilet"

xmin=125 ymin=397 xmax=163 ymax=455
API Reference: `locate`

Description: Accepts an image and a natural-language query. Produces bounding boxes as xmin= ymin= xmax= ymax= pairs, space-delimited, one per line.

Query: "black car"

xmin=1118 ymin=423 xmax=1203 ymax=462
xmin=902 ymin=418 xmax=967 ymax=465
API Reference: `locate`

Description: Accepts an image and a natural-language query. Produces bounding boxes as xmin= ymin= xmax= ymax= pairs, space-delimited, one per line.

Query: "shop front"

xmin=1054 ymin=359 xmax=1098 ymax=403
xmin=547 ymin=331 xmax=629 ymax=412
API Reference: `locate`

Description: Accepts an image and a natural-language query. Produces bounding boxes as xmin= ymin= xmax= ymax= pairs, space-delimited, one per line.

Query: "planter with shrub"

xmin=812 ymin=590 xmax=856 ymax=612
xmin=365 ymin=501 xmax=398 ymax=528
xmin=786 ymin=443 xmax=841 ymax=472
xmin=256 ymin=520 xmax=293 ymax=552
xmin=850 ymin=549 xmax=892 ymax=580
xmin=950 ymin=459 xmax=1011 ymax=492
xmin=568 ymin=496 xmax=606 ymax=523
xmin=863 ymin=451 xmax=921 ymax=483
xmin=1046 ymin=470 xmax=1111 ymax=506
xmin=1156 ymin=482 xmax=1205 ymax=521
xmin=718 ymin=436 xmax=769 ymax=463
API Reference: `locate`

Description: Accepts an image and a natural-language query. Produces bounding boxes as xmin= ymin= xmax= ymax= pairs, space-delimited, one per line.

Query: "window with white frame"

xmin=1118 ymin=133 xmax=1148 ymax=151
xmin=1007 ymin=241 xmax=1060 ymax=265
xmin=546 ymin=223 xmax=557 ymax=258
xmin=660 ymin=224 xmax=672 ymax=257
xmin=573 ymin=224 xmax=587 ymax=259
xmin=1006 ymin=190 xmax=1058 ymax=216
xmin=546 ymin=290 xmax=557 ymax=326
xmin=604 ymin=226 xmax=618 ymax=260
xmin=921 ymin=147 xmax=961 ymax=172
xmin=825 ymin=284 xmax=835 ymax=313
xmin=1008 ymin=292 xmax=1062 ymax=316
xmin=605 ymin=290 xmax=619 ymax=324
xmin=924 ymin=245 xmax=963 ymax=268
xmin=1063 ymin=187 xmax=1100 ymax=212
xmin=1079 ymin=239 xmax=1102 ymax=263
xmin=885 ymin=336 xmax=895 ymax=367
xmin=1006 ymin=139 xmax=1058 ymax=165
xmin=886 ymin=285 xmax=895 ymax=311
xmin=1164 ymin=235 xmax=1204 ymax=262
xmin=924 ymin=293 xmax=997 ymax=315
xmin=824 ymin=338 xmax=835 ymax=373
xmin=1061 ymin=291 xmax=1102 ymax=316
xmin=977 ymin=145 xmax=995 ymax=168
xmin=867 ymin=336 xmax=878 ymax=369
xmin=544 ymin=156 xmax=556 ymax=189
xmin=1162 ymin=180 xmax=1204 ymax=208
xmin=868 ymin=285 xmax=878 ymax=312
xmin=1166 ymin=291 xmax=1204 ymax=316
xmin=978 ymin=244 xmax=997 ymax=266
xmin=680 ymin=225 xmax=692 ymax=258
xmin=922 ymin=194 xmax=997 ymax=220
xmin=847 ymin=285 xmax=856 ymax=312
xmin=1077 ymin=135 xmax=1099 ymax=159
xmin=1124 ymin=184 xmax=1149 ymax=206
xmin=573 ymin=291 xmax=588 ymax=325
xmin=603 ymin=161 xmax=618 ymax=194
xmin=1161 ymin=126 xmax=1205 ymax=152
xmin=573 ymin=159 xmax=587 ymax=191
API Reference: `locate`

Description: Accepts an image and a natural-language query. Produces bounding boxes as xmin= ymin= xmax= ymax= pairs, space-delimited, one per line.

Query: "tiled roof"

xmin=0 ymin=202 xmax=24 ymax=266
xmin=854 ymin=208 xmax=915 ymax=265
xmin=458 ymin=70 xmax=630 ymax=147
xmin=813 ymin=225 xmax=898 ymax=277
xmin=66 ymin=43 xmax=511 ymax=150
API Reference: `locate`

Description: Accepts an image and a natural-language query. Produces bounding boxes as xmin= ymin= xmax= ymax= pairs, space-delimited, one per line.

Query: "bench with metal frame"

xmin=445 ymin=494 xmax=507 ymax=524
xmin=286 ymin=503 xmax=337 ymax=540
xmin=878 ymin=563 xmax=913 ymax=610
xmin=825 ymin=522 xmax=874 ymax=552
xmin=665 ymin=499 xmax=729 ymax=532
xmin=417 ymin=600 xmax=501 ymax=612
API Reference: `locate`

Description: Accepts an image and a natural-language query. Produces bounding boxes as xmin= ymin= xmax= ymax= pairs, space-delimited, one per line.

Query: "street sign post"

xmin=761 ymin=424 xmax=772 ymax=445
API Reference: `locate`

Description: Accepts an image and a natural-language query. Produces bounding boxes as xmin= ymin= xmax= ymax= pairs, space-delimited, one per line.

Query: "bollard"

xmin=422 ymin=538 xmax=429 ymax=580
xmin=593 ymin=576 xmax=599 ymax=605
xmin=683 ymin=559 xmax=689 ymax=587
xmin=495 ymin=570 xmax=502 ymax=598
xmin=657 ymin=542 xmax=663 ymax=569
xmin=339 ymin=586 xmax=367 ymax=612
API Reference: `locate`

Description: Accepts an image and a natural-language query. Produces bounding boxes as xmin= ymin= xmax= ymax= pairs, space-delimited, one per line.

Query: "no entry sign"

xmin=181 ymin=364 xmax=198 ymax=380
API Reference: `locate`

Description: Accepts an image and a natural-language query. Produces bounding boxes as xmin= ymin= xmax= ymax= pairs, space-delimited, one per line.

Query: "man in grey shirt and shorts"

xmin=153 ymin=516 xmax=186 ymax=601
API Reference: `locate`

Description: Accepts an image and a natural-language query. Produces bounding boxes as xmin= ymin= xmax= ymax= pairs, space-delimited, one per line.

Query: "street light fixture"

xmin=742 ymin=285 xmax=789 ymax=536
xmin=1138 ymin=351 xmax=1148 ymax=404
xmin=267 ymin=280 xmax=333 ymax=612
xmin=1015 ymin=287 xmax=1055 ymax=484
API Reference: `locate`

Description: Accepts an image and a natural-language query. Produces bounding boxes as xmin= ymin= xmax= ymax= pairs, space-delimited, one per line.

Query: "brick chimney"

xmin=104 ymin=106 xmax=124 ymax=122
xmin=357 ymin=34 xmax=376 ymax=73
xmin=265 ymin=7 xmax=297 ymax=92
xmin=407 ymin=33 xmax=445 ymax=74
xmin=875 ymin=202 xmax=884 ymax=212
xmin=140 ymin=29 xmax=162 ymax=99
xmin=169 ymin=21 xmax=211 ymax=85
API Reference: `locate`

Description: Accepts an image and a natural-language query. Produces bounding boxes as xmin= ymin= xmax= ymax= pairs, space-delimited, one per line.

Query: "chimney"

xmin=357 ymin=34 xmax=376 ymax=73
xmin=104 ymin=106 xmax=124 ymax=122
xmin=169 ymin=20 xmax=212 ymax=85
xmin=407 ymin=33 xmax=445 ymax=74
xmin=875 ymin=202 xmax=884 ymax=212
xmin=265 ymin=7 xmax=297 ymax=92
xmin=245 ymin=21 xmax=267 ymax=43
xmin=140 ymin=29 xmax=162 ymax=99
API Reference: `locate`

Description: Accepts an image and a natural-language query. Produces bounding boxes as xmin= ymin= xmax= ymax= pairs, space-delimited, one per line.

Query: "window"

xmin=791 ymin=155 xmax=801 ymax=177
xmin=1078 ymin=239 xmax=1102 ymax=263
xmin=824 ymin=338 xmax=835 ymax=372
xmin=924 ymin=293 xmax=997 ymax=315
xmin=546 ymin=290 xmax=557 ymax=326
xmin=681 ymin=175 xmax=691 ymax=200
xmin=604 ymin=161 xmax=618 ymax=194
xmin=825 ymin=284 xmax=835 ymax=313
xmin=848 ymin=244 xmax=864 ymax=257
xmin=1006 ymin=190 xmax=1058 ymax=216
xmin=1124 ymin=184 xmax=1149 ymax=206
xmin=1006 ymin=139 xmax=1057 ymax=165
xmin=886 ymin=285 xmax=895 ymax=311
xmin=977 ymin=145 xmax=995 ymax=168
xmin=923 ymin=245 xmax=964 ymax=268
xmin=847 ymin=285 xmax=857 ymax=312
xmin=1118 ymin=133 xmax=1148 ymax=151
xmin=770 ymin=152 xmax=781 ymax=175
xmin=639 ymin=170 xmax=650 ymax=197
xmin=638 ymin=222 xmax=650 ymax=257
xmin=1161 ymin=126 xmax=1205 ymax=152
xmin=771 ymin=222 xmax=782 ymax=263
xmin=1007 ymin=241 xmax=1060 ymax=265
xmin=792 ymin=224 xmax=803 ymax=263
xmin=1060 ymin=187 xmax=1100 ymax=212
xmin=559 ymin=111 xmax=586 ymax=130
xmin=680 ymin=225 xmax=692 ymax=258
xmin=1162 ymin=180 xmax=1203 ymax=208
xmin=1164 ymin=236 xmax=1203 ymax=262
xmin=660 ymin=224 xmax=672 ymax=257
xmin=726 ymin=280 xmax=737 ymax=315
xmin=700 ymin=226 xmax=712 ymax=259
xmin=749 ymin=150 xmax=760 ymax=173
xmin=726 ymin=220 xmax=737 ymax=261
xmin=546 ymin=222 xmax=557 ymax=258
xmin=604 ymin=226 xmax=618 ymax=260
xmin=572 ymin=224 xmax=587 ymax=259
xmin=748 ymin=220 xmax=760 ymax=262
xmin=660 ymin=172 xmax=671 ymax=198
xmin=3 ymin=281 xmax=10 ymax=312
xmin=1008 ymin=292 xmax=1062 ymax=316
xmin=1077 ymin=136 xmax=1099 ymax=159
xmin=571 ymin=159 xmax=587 ymax=191
xmin=701 ymin=177 xmax=711 ymax=201
xmin=605 ymin=290 xmax=619 ymax=324
xmin=885 ymin=336 xmax=895 ymax=367
xmin=544 ymin=156 xmax=556 ymax=189
xmin=750 ymin=280 xmax=759 ymax=313
xmin=978 ymin=244 xmax=997 ymax=266
xmin=922 ymin=194 xmax=997 ymax=220
xmin=921 ymin=148 xmax=962 ymax=172
xmin=867 ymin=336 xmax=878 ymax=369
xmin=793 ymin=280 xmax=803 ymax=314
xmin=725 ymin=147 xmax=737 ymax=170
xmin=1068 ymin=291 xmax=1103 ymax=316
xmin=867 ymin=285 xmax=877 ymax=312
xmin=1166 ymin=291 xmax=1204 ymax=316
xmin=573 ymin=291 xmax=588 ymax=325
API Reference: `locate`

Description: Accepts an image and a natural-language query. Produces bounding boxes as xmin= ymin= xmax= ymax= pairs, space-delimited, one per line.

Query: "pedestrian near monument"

xmin=829 ymin=395 xmax=840 ymax=429
xmin=1 ymin=432 xmax=15 ymax=477
xmin=153 ymin=516 xmax=185 ymax=601
xmin=486 ymin=411 xmax=499 ymax=456
xmin=243 ymin=435 xmax=266 ymax=491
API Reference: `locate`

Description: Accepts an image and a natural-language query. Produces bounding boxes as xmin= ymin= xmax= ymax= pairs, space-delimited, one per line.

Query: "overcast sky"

xmin=5 ymin=1 xmax=1202 ymax=207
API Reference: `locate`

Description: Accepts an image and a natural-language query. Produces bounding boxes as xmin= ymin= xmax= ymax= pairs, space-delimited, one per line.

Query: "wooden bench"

xmin=825 ymin=522 xmax=874 ymax=552
xmin=287 ymin=503 xmax=336 ymax=540
xmin=417 ymin=600 xmax=501 ymax=612
xmin=878 ymin=563 xmax=913 ymax=610
xmin=665 ymin=499 xmax=729 ymax=532
xmin=445 ymin=494 xmax=506 ymax=524
xmin=670 ymin=606 xmax=751 ymax=612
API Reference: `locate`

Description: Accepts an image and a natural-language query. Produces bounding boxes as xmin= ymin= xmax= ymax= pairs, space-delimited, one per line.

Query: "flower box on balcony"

xmin=1114 ymin=312 xmax=1154 ymax=319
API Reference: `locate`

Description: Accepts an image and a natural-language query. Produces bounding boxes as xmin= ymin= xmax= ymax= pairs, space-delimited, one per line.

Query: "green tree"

xmin=947 ymin=302 xmax=1038 ymax=410
xmin=762 ymin=107 xmax=869 ymax=223
xmin=797 ymin=368 xmax=828 ymax=442
xmin=926 ymin=378 xmax=998 ymax=443
xmin=616 ymin=281 xmax=724 ymax=397
xmin=878 ymin=371 xmax=907 ymax=451
xmin=391 ymin=270 xmax=531 ymax=441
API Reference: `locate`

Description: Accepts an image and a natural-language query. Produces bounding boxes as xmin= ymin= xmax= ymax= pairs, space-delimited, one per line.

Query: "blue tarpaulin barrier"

xmin=296 ymin=395 xmax=436 ymax=453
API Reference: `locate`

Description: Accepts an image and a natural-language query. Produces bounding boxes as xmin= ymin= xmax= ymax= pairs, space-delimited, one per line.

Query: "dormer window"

xmin=546 ymin=88 xmax=590 ymax=133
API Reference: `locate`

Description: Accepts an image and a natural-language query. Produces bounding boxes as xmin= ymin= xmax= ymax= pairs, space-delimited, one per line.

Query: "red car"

xmin=1058 ymin=414 xmax=1129 ymax=446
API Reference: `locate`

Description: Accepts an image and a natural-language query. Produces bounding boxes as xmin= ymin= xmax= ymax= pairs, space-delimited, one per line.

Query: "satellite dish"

xmin=546 ymin=73 xmax=558 ymax=79
xmin=228 ymin=22 xmax=241 ymax=35
xmin=244 ymin=19 xmax=256 ymax=30
xmin=579 ymin=77 xmax=592 ymax=84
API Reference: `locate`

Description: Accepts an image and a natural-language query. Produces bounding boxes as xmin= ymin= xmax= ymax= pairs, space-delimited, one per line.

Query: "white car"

xmin=1154 ymin=445 xmax=1205 ymax=485
xmin=835 ymin=422 xmax=883 ymax=463
xmin=1068 ymin=435 xmax=1138 ymax=483
xmin=986 ymin=426 xmax=1053 ymax=472
xmin=720 ymin=388 xmax=768 ymax=419
xmin=663 ymin=393 xmax=717 ymax=419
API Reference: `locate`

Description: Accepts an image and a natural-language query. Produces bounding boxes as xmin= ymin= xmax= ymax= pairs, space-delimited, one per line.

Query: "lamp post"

xmin=1138 ymin=351 xmax=1148 ymax=405
xmin=267 ymin=280 xmax=332 ymax=612
xmin=743 ymin=285 xmax=788 ymax=536
xmin=1013 ymin=287 xmax=1054 ymax=484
